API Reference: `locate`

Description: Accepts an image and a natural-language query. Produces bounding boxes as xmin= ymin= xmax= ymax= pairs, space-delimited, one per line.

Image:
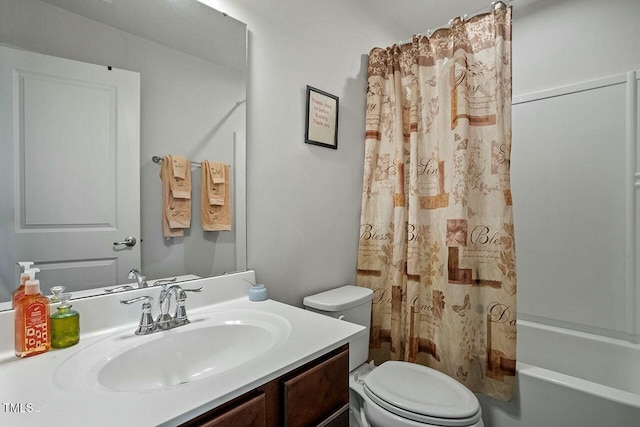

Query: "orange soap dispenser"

xmin=15 ymin=272 xmax=51 ymax=358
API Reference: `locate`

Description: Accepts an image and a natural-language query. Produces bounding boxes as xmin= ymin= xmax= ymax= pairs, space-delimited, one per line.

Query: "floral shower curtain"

xmin=357 ymin=4 xmax=516 ymax=400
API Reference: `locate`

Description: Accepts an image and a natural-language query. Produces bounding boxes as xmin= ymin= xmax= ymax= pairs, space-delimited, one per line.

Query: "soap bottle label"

xmin=24 ymin=302 xmax=49 ymax=352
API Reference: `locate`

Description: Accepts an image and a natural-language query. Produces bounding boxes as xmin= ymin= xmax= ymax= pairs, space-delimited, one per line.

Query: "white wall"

xmin=512 ymin=0 xmax=640 ymax=96
xmin=213 ymin=0 xmax=640 ymax=337
xmin=206 ymin=0 xmax=407 ymax=306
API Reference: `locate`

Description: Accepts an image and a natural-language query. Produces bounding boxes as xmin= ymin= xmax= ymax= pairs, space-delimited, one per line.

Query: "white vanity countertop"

xmin=0 ymin=271 xmax=365 ymax=426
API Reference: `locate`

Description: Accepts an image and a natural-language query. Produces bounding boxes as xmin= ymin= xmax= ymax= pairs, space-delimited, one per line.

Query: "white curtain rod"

xmin=397 ymin=0 xmax=512 ymax=46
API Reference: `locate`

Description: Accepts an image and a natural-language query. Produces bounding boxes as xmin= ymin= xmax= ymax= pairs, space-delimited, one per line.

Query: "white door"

xmin=0 ymin=46 xmax=140 ymax=299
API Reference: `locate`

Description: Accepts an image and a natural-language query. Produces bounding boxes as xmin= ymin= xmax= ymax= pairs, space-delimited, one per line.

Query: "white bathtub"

xmin=478 ymin=320 xmax=640 ymax=427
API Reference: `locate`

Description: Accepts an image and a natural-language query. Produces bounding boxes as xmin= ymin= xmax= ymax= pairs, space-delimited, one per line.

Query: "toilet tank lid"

xmin=303 ymin=285 xmax=373 ymax=311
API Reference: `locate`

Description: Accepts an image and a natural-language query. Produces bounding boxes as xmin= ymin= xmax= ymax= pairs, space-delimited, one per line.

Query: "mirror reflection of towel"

xmin=201 ymin=160 xmax=231 ymax=231
xmin=169 ymin=155 xmax=191 ymax=199
xmin=160 ymin=156 xmax=191 ymax=237
xmin=207 ymin=161 xmax=225 ymax=206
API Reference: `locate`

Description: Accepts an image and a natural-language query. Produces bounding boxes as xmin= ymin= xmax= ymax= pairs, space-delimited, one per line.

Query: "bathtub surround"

xmin=357 ymin=5 xmax=516 ymax=401
xmin=478 ymin=321 xmax=640 ymax=426
xmin=480 ymin=63 xmax=640 ymax=426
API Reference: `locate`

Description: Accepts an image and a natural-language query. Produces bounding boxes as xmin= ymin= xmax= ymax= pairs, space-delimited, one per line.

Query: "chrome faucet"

xmin=120 ymin=283 xmax=203 ymax=335
xmin=128 ymin=268 xmax=148 ymax=288
xmin=120 ymin=295 xmax=156 ymax=335
xmin=156 ymin=284 xmax=202 ymax=329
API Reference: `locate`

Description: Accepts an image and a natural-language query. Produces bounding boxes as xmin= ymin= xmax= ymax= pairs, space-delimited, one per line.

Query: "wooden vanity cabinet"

xmin=194 ymin=393 xmax=266 ymax=427
xmin=282 ymin=345 xmax=349 ymax=426
xmin=180 ymin=344 xmax=349 ymax=427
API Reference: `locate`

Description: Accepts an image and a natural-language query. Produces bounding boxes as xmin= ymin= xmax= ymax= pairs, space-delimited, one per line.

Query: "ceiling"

xmin=365 ymin=0 xmax=548 ymax=40
xmin=367 ymin=0 xmax=498 ymax=36
xmin=39 ymin=0 xmax=247 ymax=71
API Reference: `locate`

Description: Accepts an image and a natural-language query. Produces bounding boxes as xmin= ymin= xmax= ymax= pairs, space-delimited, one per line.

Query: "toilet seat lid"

xmin=363 ymin=361 xmax=481 ymax=426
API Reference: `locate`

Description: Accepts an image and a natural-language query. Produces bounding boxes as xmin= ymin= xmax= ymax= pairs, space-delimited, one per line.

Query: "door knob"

xmin=113 ymin=236 xmax=137 ymax=247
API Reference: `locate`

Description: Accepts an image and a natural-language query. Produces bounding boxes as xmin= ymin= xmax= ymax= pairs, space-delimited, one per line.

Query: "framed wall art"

xmin=305 ymin=85 xmax=339 ymax=149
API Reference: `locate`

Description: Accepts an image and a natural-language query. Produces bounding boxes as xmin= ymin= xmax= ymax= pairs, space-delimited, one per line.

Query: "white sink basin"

xmin=53 ymin=309 xmax=291 ymax=393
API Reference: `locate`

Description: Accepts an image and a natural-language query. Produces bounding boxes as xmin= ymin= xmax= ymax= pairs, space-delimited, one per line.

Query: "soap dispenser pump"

xmin=12 ymin=262 xmax=35 ymax=308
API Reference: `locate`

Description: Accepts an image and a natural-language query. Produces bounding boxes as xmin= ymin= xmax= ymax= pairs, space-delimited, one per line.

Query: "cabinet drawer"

xmin=186 ymin=392 xmax=266 ymax=427
xmin=317 ymin=403 xmax=349 ymax=427
xmin=283 ymin=346 xmax=349 ymax=427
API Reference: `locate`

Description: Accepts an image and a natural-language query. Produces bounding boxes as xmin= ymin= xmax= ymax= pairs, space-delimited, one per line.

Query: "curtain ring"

xmin=492 ymin=1 xmax=508 ymax=11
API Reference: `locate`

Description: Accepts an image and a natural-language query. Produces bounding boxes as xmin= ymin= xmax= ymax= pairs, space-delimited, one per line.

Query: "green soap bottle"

xmin=51 ymin=293 xmax=80 ymax=348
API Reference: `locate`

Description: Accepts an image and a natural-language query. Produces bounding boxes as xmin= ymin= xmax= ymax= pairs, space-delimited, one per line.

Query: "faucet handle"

xmin=152 ymin=278 xmax=177 ymax=288
xmin=128 ymin=268 xmax=148 ymax=288
xmin=120 ymin=296 xmax=156 ymax=335
xmin=173 ymin=299 xmax=190 ymax=326
xmin=170 ymin=286 xmax=203 ymax=302
xmin=120 ymin=295 xmax=152 ymax=305
xmin=170 ymin=286 xmax=202 ymax=326
xmin=104 ymin=285 xmax=134 ymax=293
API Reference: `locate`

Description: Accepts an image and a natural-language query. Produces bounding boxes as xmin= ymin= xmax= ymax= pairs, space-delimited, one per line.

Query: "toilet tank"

xmin=303 ymin=285 xmax=373 ymax=371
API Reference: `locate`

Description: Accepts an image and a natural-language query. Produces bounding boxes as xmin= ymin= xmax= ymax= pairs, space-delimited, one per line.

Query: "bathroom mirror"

xmin=0 ymin=0 xmax=247 ymax=308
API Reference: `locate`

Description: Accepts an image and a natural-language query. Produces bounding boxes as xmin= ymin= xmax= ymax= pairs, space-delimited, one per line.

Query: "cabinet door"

xmin=193 ymin=393 xmax=265 ymax=427
xmin=283 ymin=347 xmax=349 ymax=427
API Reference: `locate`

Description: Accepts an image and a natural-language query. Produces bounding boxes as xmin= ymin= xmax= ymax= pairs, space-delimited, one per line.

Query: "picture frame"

xmin=304 ymin=85 xmax=339 ymax=149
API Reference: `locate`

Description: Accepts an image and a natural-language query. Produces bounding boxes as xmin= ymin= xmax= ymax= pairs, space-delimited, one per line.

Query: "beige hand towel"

xmin=206 ymin=161 xmax=226 ymax=206
xmin=168 ymin=155 xmax=191 ymax=199
xmin=160 ymin=156 xmax=191 ymax=237
xmin=201 ymin=160 xmax=231 ymax=231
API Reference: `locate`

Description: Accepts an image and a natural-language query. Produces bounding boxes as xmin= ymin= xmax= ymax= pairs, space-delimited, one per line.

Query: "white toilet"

xmin=303 ymin=286 xmax=484 ymax=427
